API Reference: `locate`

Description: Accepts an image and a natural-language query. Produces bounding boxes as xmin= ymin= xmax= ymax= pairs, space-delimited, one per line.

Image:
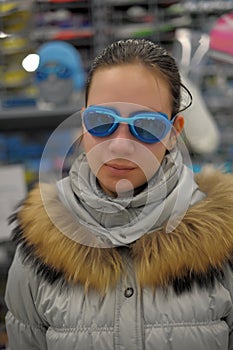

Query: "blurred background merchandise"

xmin=0 ymin=0 xmax=37 ymax=109
xmin=0 ymin=1 xmax=233 ymax=348
xmin=0 ymin=0 xmax=232 ymax=183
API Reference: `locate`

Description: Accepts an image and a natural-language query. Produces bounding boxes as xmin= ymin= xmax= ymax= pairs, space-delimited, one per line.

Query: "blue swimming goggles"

xmin=82 ymin=105 xmax=176 ymax=144
xmin=36 ymin=64 xmax=72 ymax=82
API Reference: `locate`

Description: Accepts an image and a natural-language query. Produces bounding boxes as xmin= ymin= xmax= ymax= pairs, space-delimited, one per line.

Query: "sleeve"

xmin=4 ymin=246 xmax=48 ymax=350
xmin=221 ymin=263 xmax=233 ymax=350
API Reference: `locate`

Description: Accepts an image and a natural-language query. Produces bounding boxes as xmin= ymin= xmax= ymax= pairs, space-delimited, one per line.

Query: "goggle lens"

xmin=134 ymin=118 xmax=167 ymax=142
xmin=84 ymin=110 xmax=115 ymax=135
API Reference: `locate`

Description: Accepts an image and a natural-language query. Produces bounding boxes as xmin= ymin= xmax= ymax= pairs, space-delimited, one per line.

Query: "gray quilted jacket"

xmin=5 ymin=170 xmax=233 ymax=350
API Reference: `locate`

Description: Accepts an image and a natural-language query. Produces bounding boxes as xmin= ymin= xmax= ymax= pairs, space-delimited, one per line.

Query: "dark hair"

xmin=85 ymin=39 xmax=192 ymax=116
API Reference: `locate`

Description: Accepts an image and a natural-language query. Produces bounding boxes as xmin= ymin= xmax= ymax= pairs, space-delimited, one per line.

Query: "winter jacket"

xmin=4 ymin=169 xmax=233 ymax=350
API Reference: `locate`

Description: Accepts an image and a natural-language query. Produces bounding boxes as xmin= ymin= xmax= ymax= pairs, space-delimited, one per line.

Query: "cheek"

xmin=82 ymin=132 xmax=94 ymax=153
xmin=83 ymin=131 xmax=105 ymax=155
xmin=82 ymin=133 xmax=106 ymax=175
xmin=148 ymin=141 xmax=167 ymax=162
xmin=127 ymin=142 xmax=168 ymax=182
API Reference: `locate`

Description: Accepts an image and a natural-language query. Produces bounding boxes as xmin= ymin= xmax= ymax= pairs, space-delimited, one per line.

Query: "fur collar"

xmin=11 ymin=168 xmax=233 ymax=294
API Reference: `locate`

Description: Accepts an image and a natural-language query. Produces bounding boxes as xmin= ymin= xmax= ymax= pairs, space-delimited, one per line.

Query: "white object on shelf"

xmin=181 ymin=73 xmax=220 ymax=154
xmin=0 ymin=165 xmax=27 ymax=241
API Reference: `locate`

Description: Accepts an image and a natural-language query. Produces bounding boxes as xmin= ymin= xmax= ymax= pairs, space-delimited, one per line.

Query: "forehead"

xmin=88 ymin=102 xmax=157 ymax=115
xmin=87 ymin=63 xmax=172 ymax=113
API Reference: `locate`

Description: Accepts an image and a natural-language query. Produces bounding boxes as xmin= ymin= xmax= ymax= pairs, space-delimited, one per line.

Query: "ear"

xmin=173 ymin=115 xmax=185 ymax=134
xmin=167 ymin=115 xmax=185 ymax=150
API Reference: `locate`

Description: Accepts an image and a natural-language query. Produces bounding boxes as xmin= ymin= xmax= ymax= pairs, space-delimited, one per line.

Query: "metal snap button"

xmin=124 ymin=287 xmax=134 ymax=298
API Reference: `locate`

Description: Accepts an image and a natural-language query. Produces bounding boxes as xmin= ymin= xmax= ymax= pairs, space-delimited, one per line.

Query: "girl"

xmin=5 ymin=39 xmax=233 ymax=350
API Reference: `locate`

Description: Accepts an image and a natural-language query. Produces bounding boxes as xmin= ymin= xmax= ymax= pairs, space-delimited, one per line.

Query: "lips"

xmin=104 ymin=162 xmax=136 ymax=170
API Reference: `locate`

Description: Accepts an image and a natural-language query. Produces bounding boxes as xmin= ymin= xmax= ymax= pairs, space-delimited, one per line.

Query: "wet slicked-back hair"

xmin=85 ymin=39 xmax=192 ymax=116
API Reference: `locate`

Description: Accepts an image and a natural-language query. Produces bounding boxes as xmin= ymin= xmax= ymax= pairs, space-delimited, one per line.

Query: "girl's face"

xmin=83 ymin=63 xmax=184 ymax=197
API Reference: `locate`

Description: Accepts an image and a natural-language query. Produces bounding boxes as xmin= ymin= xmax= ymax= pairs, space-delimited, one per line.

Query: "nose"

xmin=108 ymin=123 xmax=135 ymax=155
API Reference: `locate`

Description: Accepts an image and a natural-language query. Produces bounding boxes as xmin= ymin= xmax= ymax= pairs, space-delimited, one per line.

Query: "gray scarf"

xmin=57 ymin=148 xmax=205 ymax=247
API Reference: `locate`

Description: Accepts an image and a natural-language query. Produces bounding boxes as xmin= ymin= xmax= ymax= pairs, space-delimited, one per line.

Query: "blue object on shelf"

xmin=36 ymin=41 xmax=86 ymax=91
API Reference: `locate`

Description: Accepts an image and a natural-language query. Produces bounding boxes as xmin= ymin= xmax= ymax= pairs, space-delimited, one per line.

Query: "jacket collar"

xmin=14 ymin=168 xmax=233 ymax=294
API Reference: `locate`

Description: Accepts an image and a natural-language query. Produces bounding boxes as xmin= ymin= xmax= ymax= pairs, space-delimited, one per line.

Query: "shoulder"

xmin=5 ymin=246 xmax=42 ymax=319
xmin=5 ymin=246 xmax=42 ymax=295
xmin=133 ymin=168 xmax=233 ymax=294
xmin=220 ymin=262 xmax=233 ymax=293
xmin=9 ymin=183 xmax=123 ymax=294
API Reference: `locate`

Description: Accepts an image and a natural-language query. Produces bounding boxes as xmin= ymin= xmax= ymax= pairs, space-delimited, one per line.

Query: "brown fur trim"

xmin=133 ymin=168 xmax=233 ymax=288
xmin=16 ymin=168 xmax=233 ymax=293
xmin=17 ymin=184 xmax=124 ymax=294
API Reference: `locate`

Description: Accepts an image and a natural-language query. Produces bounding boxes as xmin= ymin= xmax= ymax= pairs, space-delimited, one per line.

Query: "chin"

xmin=99 ymin=178 xmax=148 ymax=197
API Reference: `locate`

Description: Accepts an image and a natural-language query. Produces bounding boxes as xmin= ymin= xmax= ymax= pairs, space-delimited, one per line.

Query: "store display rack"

xmin=0 ymin=0 xmax=232 ymax=171
xmin=1 ymin=0 xmax=232 ymax=129
xmin=0 ymin=104 xmax=82 ymax=131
